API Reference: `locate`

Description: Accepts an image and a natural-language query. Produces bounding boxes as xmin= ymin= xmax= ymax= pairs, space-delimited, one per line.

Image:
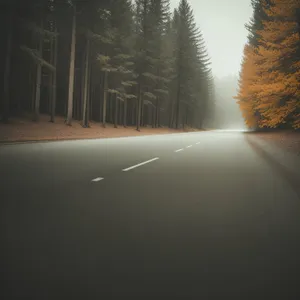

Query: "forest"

xmin=0 ymin=0 xmax=215 ymax=132
xmin=235 ymin=0 xmax=300 ymax=130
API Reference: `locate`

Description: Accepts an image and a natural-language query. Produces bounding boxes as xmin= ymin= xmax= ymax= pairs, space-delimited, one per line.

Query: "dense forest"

xmin=235 ymin=0 xmax=300 ymax=130
xmin=0 ymin=0 xmax=215 ymax=131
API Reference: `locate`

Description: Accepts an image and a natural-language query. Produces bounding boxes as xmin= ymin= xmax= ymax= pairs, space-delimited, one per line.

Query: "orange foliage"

xmin=236 ymin=0 xmax=300 ymax=129
xmin=234 ymin=44 xmax=260 ymax=128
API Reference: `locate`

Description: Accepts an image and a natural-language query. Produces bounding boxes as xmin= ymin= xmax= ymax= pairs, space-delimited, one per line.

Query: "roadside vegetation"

xmin=235 ymin=0 xmax=300 ymax=131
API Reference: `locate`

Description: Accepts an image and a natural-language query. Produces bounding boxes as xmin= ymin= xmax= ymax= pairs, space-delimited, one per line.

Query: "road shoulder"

xmin=245 ymin=132 xmax=300 ymax=199
xmin=0 ymin=114 xmax=205 ymax=145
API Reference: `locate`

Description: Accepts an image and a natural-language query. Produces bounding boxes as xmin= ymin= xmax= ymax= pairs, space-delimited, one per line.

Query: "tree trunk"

xmin=118 ymin=100 xmax=121 ymax=125
xmin=141 ymin=100 xmax=145 ymax=126
xmin=152 ymin=105 xmax=155 ymax=128
xmin=114 ymin=94 xmax=118 ymax=128
xmin=87 ymin=59 xmax=91 ymax=127
xmin=102 ymin=71 xmax=108 ymax=127
xmin=50 ymin=24 xmax=58 ymax=123
xmin=168 ymin=99 xmax=173 ymax=128
xmin=123 ymin=99 xmax=127 ymax=127
xmin=82 ymin=37 xmax=90 ymax=127
xmin=185 ymin=104 xmax=188 ymax=126
xmin=80 ymin=49 xmax=85 ymax=120
xmin=157 ymin=100 xmax=161 ymax=127
xmin=48 ymin=36 xmax=54 ymax=114
xmin=155 ymin=97 xmax=160 ymax=128
xmin=33 ymin=20 xmax=44 ymax=122
xmin=31 ymin=70 xmax=36 ymax=112
xmin=109 ymin=93 xmax=113 ymax=122
xmin=136 ymin=84 xmax=141 ymax=131
xmin=2 ymin=8 xmax=13 ymax=123
xmin=175 ymin=83 xmax=181 ymax=129
xmin=132 ymin=102 xmax=135 ymax=125
xmin=66 ymin=4 xmax=76 ymax=126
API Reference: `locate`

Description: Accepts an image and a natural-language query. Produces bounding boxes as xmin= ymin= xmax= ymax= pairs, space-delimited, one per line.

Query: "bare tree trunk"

xmin=175 ymin=83 xmax=181 ymax=129
xmin=50 ymin=24 xmax=58 ymax=123
xmin=48 ymin=36 xmax=53 ymax=114
xmin=80 ymin=50 xmax=85 ymax=119
xmin=152 ymin=105 xmax=155 ymax=128
xmin=136 ymin=84 xmax=141 ymax=131
xmin=2 ymin=8 xmax=13 ymax=123
xmin=168 ymin=99 xmax=173 ymax=128
xmin=114 ymin=93 xmax=118 ymax=128
xmin=185 ymin=104 xmax=188 ymax=127
xmin=118 ymin=101 xmax=124 ymax=126
xmin=31 ymin=70 xmax=36 ymax=112
xmin=132 ymin=102 xmax=135 ymax=125
xmin=155 ymin=97 xmax=160 ymax=128
xmin=123 ymin=99 xmax=127 ymax=127
xmin=140 ymin=100 xmax=145 ymax=126
xmin=157 ymin=100 xmax=161 ymax=127
xmin=102 ymin=71 xmax=108 ymax=127
xmin=87 ymin=59 xmax=91 ymax=127
xmin=82 ymin=37 xmax=90 ymax=127
xmin=33 ymin=19 xmax=44 ymax=122
xmin=66 ymin=4 xmax=76 ymax=126
xmin=109 ymin=93 xmax=113 ymax=122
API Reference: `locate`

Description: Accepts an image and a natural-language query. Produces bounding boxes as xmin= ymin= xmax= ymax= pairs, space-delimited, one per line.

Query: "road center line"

xmin=186 ymin=145 xmax=193 ymax=148
xmin=196 ymin=142 xmax=200 ymax=145
xmin=175 ymin=148 xmax=184 ymax=152
xmin=122 ymin=157 xmax=159 ymax=172
xmin=91 ymin=177 xmax=104 ymax=182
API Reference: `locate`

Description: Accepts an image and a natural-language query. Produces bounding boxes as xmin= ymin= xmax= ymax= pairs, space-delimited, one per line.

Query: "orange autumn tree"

xmin=235 ymin=44 xmax=260 ymax=128
xmin=253 ymin=0 xmax=300 ymax=129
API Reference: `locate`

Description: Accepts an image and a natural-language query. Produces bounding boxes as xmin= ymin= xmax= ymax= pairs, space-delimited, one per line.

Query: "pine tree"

xmin=172 ymin=0 xmax=211 ymax=129
xmin=0 ymin=0 xmax=214 ymax=131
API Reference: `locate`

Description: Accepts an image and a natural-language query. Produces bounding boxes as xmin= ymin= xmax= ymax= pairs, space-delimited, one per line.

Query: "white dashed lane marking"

xmin=91 ymin=177 xmax=104 ymax=182
xmin=175 ymin=148 xmax=184 ymax=152
xmin=122 ymin=157 xmax=160 ymax=172
xmin=186 ymin=145 xmax=192 ymax=148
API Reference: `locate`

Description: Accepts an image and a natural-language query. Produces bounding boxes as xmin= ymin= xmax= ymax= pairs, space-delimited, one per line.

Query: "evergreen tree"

xmin=0 ymin=0 xmax=214 ymax=131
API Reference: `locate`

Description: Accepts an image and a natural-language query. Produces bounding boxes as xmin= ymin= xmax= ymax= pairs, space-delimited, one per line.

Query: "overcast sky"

xmin=170 ymin=0 xmax=253 ymax=79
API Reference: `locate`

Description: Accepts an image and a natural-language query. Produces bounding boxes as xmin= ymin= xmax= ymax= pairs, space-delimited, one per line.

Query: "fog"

xmin=213 ymin=75 xmax=246 ymax=130
xmin=170 ymin=0 xmax=252 ymax=130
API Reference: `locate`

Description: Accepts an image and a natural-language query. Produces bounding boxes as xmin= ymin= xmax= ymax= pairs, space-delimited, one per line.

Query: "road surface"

xmin=1 ymin=131 xmax=300 ymax=299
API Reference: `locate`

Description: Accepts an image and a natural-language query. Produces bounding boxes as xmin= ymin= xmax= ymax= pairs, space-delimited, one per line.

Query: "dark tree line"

xmin=0 ymin=0 xmax=215 ymax=130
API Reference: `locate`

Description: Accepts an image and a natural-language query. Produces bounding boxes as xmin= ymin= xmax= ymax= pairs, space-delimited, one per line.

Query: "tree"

xmin=172 ymin=0 xmax=211 ymax=129
xmin=0 ymin=0 xmax=214 ymax=132
xmin=234 ymin=44 xmax=260 ymax=129
xmin=236 ymin=0 xmax=300 ymax=130
xmin=2 ymin=1 xmax=14 ymax=123
xmin=65 ymin=1 xmax=77 ymax=126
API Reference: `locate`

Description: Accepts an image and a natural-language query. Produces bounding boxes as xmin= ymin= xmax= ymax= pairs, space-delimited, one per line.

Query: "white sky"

xmin=170 ymin=0 xmax=253 ymax=79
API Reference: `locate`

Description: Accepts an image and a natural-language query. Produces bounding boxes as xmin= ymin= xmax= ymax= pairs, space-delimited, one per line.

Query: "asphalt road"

xmin=1 ymin=131 xmax=300 ymax=300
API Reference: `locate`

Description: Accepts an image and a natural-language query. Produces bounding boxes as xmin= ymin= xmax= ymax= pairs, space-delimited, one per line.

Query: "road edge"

xmin=0 ymin=129 xmax=208 ymax=146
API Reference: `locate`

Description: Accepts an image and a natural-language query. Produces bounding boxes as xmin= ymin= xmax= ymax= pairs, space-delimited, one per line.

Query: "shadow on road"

xmin=244 ymin=134 xmax=300 ymax=200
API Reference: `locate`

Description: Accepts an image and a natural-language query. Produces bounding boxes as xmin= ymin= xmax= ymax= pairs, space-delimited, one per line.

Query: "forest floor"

xmin=246 ymin=130 xmax=300 ymax=157
xmin=0 ymin=114 xmax=204 ymax=143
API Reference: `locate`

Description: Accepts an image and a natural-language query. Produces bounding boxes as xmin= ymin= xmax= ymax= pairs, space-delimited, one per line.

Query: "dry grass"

xmin=0 ymin=114 xmax=204 ymax=143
